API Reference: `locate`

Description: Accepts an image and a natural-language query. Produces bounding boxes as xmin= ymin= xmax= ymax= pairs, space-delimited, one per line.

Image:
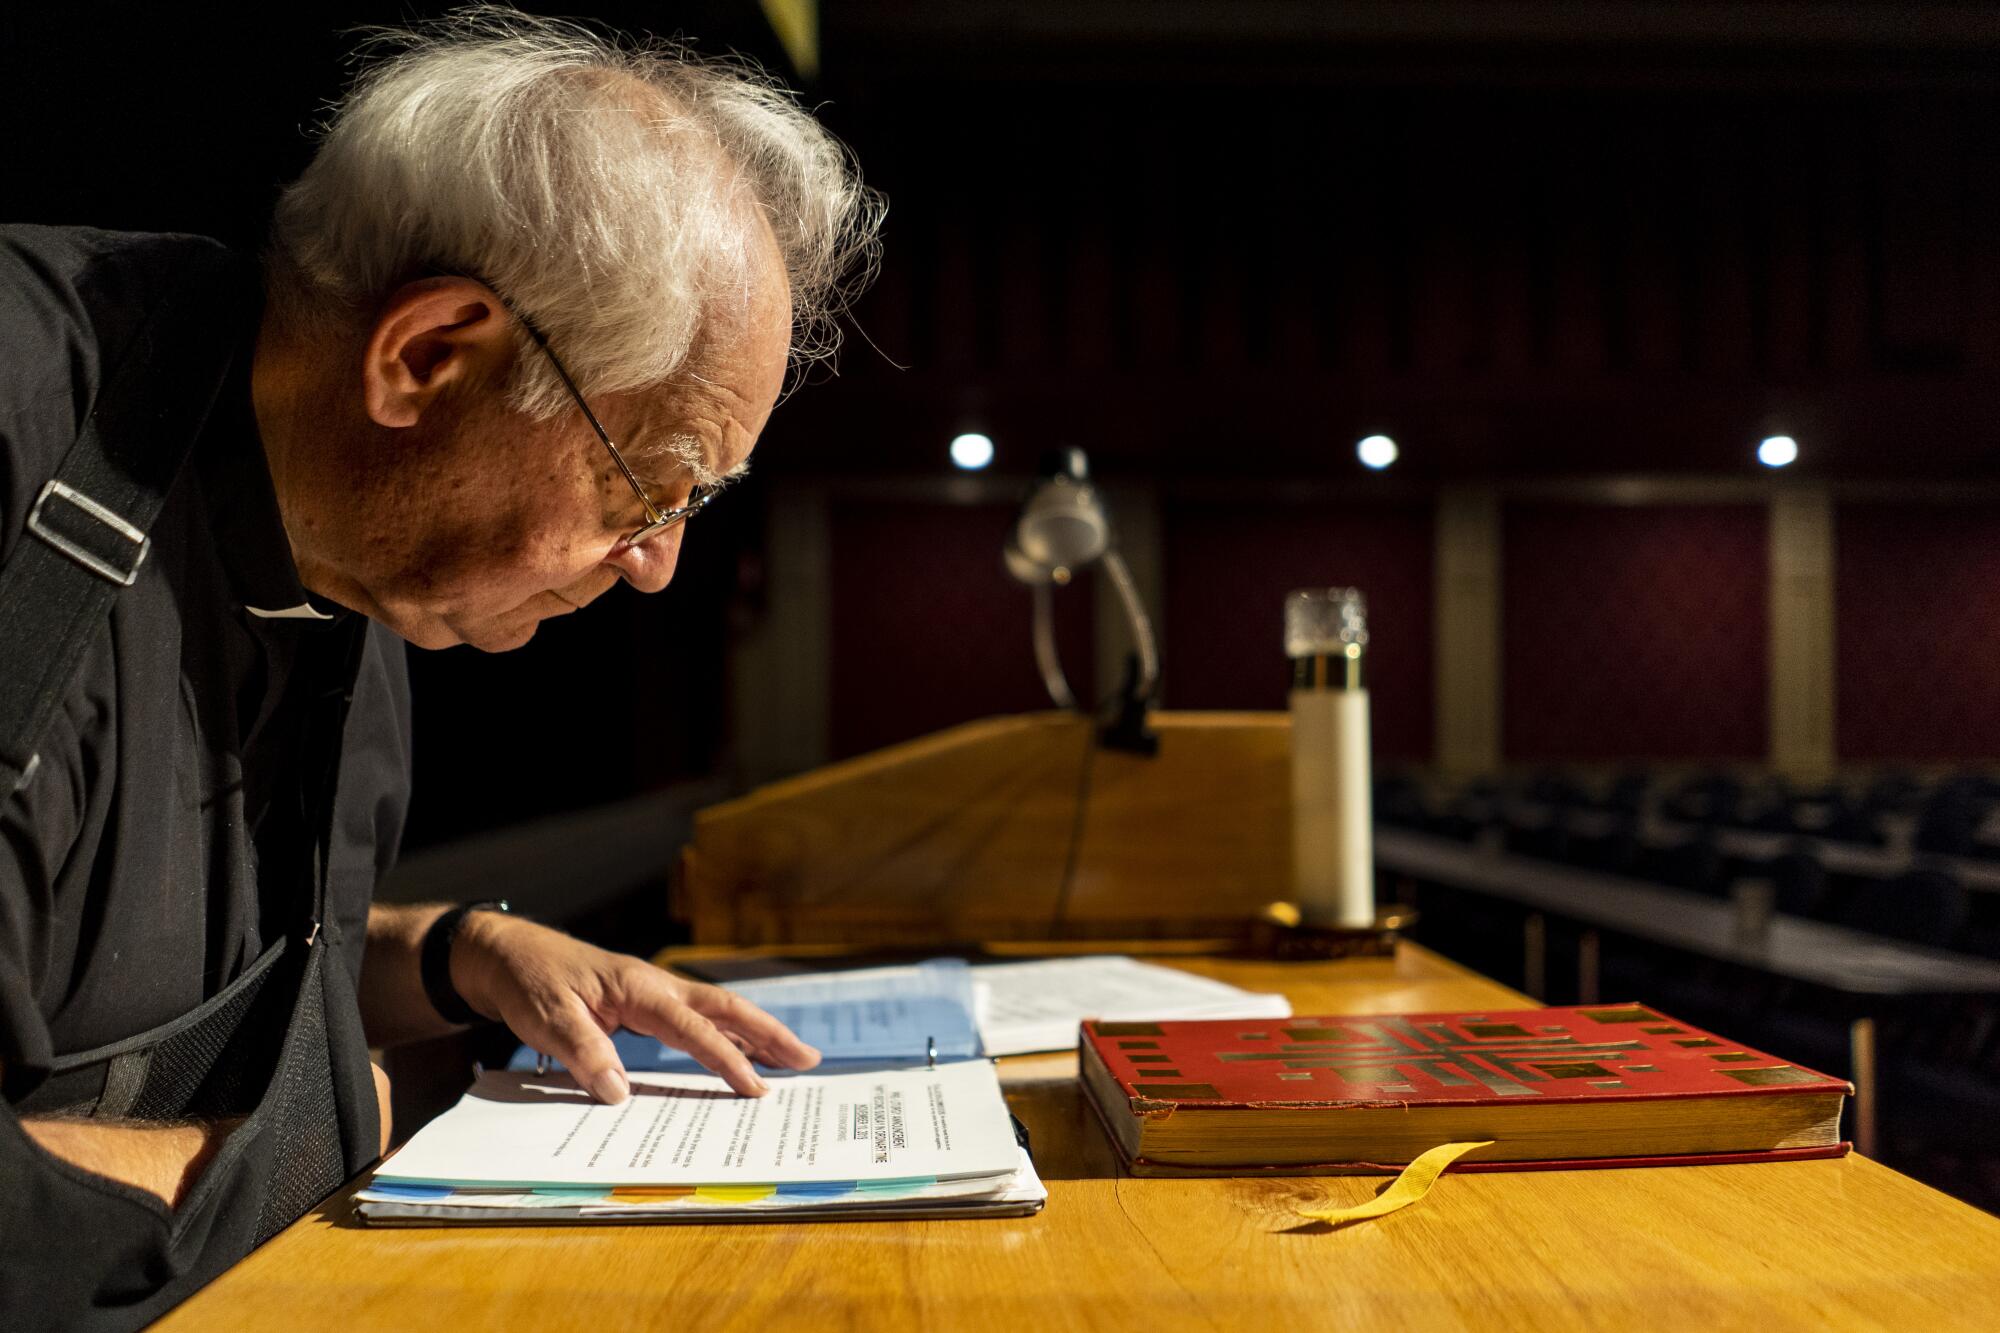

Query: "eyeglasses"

xmin=517 ymin=318 xmax=715 ymax=548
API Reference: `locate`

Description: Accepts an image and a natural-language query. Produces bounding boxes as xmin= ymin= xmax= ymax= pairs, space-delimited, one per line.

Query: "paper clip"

xmin=926 ymin=1036 xmax=937 ymax=1070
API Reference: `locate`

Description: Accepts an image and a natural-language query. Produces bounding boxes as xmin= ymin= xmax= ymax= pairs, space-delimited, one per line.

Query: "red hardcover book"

xmin=1079 ymin=1003 xmax=1852 ymax=1175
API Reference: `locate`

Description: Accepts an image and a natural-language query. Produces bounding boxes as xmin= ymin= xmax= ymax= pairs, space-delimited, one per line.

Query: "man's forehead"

xmin=624 ymin=428 xmax=744 ymax=488
xmin=621 ymin=385 xmax=761 ymax=485
xmin=609 ymin=239 xmax=790 ymax=486
xmin=629 ymin=347 xmax=784 ymax=476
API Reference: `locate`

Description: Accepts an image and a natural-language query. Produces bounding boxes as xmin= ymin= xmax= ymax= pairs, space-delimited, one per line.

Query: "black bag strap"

xmin=303 ymin=618 xmax=370 ymax=933
xmin=0 ymin=271 xmax=241 ymax=795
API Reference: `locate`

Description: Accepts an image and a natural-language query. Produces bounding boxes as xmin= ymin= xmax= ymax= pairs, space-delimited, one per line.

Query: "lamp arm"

xmin=1032 ymin=581 xmax=1079 ymax=709
xmin=1100 ymin=549 xmax=1159 ymax=701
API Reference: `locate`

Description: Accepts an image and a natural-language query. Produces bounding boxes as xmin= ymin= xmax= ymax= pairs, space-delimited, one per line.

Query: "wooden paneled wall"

xmin=826 ymin=500 xmax=1095 ymax=759
xmin=1500 ymin=503 xmax=1770 ymax=762
xmin=735 ymin=481 xmax=2000 ymax=780
xmin=1836 ymin=501 xmax=2000 ymax=763
xmin=1159 ymin=499 xmax=1436 ymax=760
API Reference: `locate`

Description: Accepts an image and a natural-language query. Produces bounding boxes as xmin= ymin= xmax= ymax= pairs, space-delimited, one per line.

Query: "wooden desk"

xmin=161 ymin=943 xmax=2000 ymax=1331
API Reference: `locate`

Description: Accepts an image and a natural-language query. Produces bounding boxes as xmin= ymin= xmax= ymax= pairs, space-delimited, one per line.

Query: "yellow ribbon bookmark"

xmin=1294 ymin=1140 xmax=1495 ymax=1226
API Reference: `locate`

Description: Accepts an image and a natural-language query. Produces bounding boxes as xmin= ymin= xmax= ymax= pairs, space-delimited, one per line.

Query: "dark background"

xmin=11 ymin=3 xmax=2000 ymax=852
xmin=13 ymin=0 xmax=2000 ymax=1213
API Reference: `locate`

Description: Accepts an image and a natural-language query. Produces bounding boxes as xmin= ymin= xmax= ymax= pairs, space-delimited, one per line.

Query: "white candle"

xmin=1286 ymin=589 xmax=1376 ymax=929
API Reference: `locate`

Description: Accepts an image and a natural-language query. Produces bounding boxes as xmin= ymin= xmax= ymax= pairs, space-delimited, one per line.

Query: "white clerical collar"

xmin=245 ymin=602 xmax=336 ymax=621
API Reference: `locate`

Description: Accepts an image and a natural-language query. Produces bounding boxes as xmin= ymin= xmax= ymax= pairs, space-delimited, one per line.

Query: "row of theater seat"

xmin=1486 ymin=767 xmax=2000 ymax=857
xmin=1375 ymin=770 xmax=2000 ymax=957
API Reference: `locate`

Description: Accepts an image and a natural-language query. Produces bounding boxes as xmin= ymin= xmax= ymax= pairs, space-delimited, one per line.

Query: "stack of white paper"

xmin=971 ymin=956 xmax=1293 ymax=1057
xmin=356 ymin=1150 xmax=1046 ymax=1226
xmin=359 ymin=1060 xmax=1042 ymax=1226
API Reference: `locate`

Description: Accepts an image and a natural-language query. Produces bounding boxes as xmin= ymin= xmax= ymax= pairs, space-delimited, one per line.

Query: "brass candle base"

xmin=1249 ymin=902 xmax=1414 ymax=961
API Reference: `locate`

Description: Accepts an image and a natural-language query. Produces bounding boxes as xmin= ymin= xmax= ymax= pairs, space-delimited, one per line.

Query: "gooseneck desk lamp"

xmin=1002 ymin=448 xmax=1159 ymax=755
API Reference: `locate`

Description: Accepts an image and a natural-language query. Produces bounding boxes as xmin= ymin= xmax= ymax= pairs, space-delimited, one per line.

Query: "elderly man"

xmin=0 ymin=12 xmax=880 ymax=1325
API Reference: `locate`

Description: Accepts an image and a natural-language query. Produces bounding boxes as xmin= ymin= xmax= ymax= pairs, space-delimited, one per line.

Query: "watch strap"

xmin=420 ymin=899 xmax=511 ymax=1025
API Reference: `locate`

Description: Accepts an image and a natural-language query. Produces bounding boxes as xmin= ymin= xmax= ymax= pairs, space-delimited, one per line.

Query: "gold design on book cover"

xmin=1288 ymin=1064 xmax=1402 ymax=1082
xmin=1127 ymin=1054 xmax=1173 ymax=1063
xmin=1719 ymin=1066 xmax=1821 ymax=1086
xmin=1195 ymin=1011 xmax=1760 ymax=1100
xmin=1580 ymin=1007 xmax=1665 ymax=1024
xmin=1135 ymin=1083 xmax=1221 ymax=1099
xmin=1711 ymin=1053 xmax=1758 ymax=1062
xmin=1117 ymin=1040 xmax=1159 ymax=1050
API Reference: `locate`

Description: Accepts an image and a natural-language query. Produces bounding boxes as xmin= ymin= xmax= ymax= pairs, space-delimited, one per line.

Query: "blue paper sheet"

xmin=509 ymin=958 xmax=981 ymax=1073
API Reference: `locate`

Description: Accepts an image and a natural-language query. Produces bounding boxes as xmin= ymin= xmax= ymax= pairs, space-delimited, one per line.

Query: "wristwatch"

xmin=419 ymin=899 xmax=512 ymax=1026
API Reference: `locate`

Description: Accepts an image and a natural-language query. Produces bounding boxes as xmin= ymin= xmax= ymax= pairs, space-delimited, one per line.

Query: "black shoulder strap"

xmin=0 ymin=271 xmax=241 ymax=795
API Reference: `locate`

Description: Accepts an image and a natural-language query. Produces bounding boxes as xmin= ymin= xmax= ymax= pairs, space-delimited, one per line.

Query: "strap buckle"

xmin=5 ymin=753 xmax=39 ymax=797
xmin=26 ymin=480 xmax=151 ymax=587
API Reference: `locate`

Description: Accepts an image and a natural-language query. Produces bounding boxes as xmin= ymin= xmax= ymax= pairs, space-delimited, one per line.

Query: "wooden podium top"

xmin=680 ymin=712 xmax=1295 ymax=944
xmin=160 ymin=942 xmax=2000 ymax=1330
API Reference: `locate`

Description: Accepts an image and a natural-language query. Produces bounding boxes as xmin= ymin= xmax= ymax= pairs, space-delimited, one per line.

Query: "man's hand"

xmin=450 ymin=913 xmax=820 ymax=1104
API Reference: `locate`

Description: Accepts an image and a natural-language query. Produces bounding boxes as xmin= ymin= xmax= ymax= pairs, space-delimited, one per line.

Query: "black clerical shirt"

xmin=0 ymin=226 xmax=409 ymax=1323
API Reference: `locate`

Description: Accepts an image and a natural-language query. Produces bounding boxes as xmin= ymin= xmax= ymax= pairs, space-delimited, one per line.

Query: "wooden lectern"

xmin=678 ymin=712 xmax=1292 ymax=944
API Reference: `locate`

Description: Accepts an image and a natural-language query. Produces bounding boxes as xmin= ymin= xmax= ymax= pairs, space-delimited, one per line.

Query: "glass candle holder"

xmin=1287 ymin=588 xmax=1375 ymax=928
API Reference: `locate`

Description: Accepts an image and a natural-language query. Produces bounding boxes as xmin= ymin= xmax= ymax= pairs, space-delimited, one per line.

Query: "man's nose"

xmin=602 ymin=532 xmax=681 ymax=592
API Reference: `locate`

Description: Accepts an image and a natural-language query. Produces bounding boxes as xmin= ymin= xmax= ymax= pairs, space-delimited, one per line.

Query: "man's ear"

xmin=361 ymin=278 xmax=514 ymax=429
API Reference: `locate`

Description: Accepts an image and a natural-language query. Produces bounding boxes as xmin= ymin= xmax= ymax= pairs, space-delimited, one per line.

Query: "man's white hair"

xmin=268 ymin=5 xmax=883 ymax=419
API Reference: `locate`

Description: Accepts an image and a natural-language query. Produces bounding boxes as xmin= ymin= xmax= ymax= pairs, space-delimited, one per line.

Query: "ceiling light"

xmin=949 ymin=432 xmax=995 ymax=471
xmin=1757 ymin=435 xmax=1798 ymax=468
xmin=1357 ymin=435 xmax=1399 ymax=470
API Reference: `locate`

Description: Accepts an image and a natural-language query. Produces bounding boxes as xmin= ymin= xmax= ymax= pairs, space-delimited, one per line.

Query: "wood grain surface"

xmin=679 ymin=713 xmax=1294 ymax=944
xmin=160 ymin=943 xmax=2000 ymax=1331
